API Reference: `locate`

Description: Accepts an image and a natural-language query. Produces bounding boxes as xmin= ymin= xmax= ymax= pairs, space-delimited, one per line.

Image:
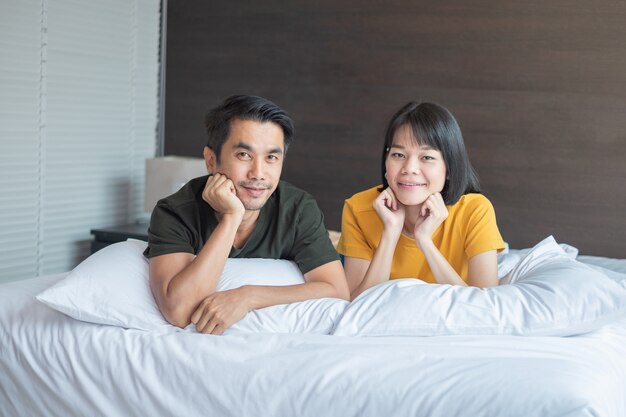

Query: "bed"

xmin=1 ymin=237 xmax=625 ymax=417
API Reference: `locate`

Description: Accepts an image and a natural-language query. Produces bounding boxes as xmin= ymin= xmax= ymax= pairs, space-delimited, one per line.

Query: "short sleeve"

xmin=336 ymin=199 xmax=374 ymax=261
xmin=288 ymin=197 xmax=339 ymax=274
xmin=463 ymin=196 xmax=505 ymax=258
xmin=143 ymin=201 xmax=196 ymax=258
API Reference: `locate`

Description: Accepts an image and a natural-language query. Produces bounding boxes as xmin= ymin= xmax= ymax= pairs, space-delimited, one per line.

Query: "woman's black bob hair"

xmin=380 ymin=101 xmax=480 ymax=205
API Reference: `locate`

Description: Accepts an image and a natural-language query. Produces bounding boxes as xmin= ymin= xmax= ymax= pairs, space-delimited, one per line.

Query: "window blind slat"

xmin=0 ymin=0 xmax=160 ymax=283
xmin=0 ymin=0 xmax=41 ymax=284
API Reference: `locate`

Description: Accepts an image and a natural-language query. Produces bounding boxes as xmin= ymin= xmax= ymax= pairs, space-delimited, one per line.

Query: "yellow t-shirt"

xmin=336 ymin=186 xmax=505 ymax=284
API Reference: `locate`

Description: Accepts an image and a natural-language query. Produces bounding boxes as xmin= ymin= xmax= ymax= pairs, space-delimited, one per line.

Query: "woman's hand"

xmin=373 ymin=187 xmax=405 ymax=237
xmin=413 ymin=192 xmax=448 ymax=248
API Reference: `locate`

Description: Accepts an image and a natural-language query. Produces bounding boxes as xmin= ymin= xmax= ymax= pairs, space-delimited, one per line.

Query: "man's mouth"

xmin=239 ymin=182 xmax=272 ymax=197
xmin=239 ymin=181 xmax=272 ymax=190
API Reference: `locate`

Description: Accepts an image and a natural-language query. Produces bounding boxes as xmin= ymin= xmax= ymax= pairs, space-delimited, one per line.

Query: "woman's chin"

xmin=396 ymin=195 xmax=427 ymax=207
xmin=392 ymin=186 xmax=444 ymax=207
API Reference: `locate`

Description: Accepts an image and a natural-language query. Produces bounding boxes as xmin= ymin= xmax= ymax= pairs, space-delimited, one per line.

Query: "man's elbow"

xmin=159 ymin=300 xmax=191 ymax=329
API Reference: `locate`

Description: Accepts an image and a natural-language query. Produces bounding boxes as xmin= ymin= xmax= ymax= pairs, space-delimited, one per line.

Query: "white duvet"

xmin=2 ymin=273 xmax=626 ymax=417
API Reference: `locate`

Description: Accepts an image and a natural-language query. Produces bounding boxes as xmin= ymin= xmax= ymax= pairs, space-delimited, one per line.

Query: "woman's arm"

xmin=345 ymin=227 xmax=399 ymax=300
xmin=342 ymin=188 xmax=405 ymax=300
xmin=418 ymin=242 xmax=499 ymax=287
xmin=415 ymin=193 xmax=500 ymax=288
xmin=416 ymin=239 xmax=467 ymax=286
xmin=467 ymin=250 xmax=499 ymax=287
xmin=348 ymin=244 xmax=499 ymax=293
xmin=343 ymin=256 xmax=370 ymax=296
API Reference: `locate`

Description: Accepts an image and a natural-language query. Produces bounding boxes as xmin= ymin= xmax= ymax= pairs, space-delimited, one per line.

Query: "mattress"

xmin=1 ymin=270 xmax=626 ymax=417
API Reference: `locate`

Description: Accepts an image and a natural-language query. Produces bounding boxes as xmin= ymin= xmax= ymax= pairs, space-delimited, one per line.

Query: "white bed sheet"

xmin=1 ymin=273 xmax=626 ymax=417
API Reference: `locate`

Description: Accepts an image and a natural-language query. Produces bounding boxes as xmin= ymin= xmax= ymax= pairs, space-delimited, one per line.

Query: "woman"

xmin=337 ymin=101 xmax=505 ymax=299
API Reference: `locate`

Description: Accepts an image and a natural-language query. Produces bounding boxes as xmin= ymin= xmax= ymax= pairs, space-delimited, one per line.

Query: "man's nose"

xmin=249 ymin=158 xmax=265 ymax=179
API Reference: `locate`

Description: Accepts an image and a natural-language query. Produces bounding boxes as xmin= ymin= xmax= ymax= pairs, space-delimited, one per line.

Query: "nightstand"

xmin=90 ymin=222 xmax=149 ymax=254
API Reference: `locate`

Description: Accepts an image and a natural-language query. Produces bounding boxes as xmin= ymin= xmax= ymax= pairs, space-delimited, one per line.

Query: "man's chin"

xmin=242 ymin=200 xmax=266 ymax=211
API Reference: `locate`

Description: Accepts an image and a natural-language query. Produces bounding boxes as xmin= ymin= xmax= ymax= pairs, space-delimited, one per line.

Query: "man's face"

xmin=204 ymin=118 xmax=285 ymax=211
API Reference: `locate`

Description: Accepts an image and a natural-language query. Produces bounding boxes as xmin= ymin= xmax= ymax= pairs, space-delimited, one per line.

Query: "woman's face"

xmin=385 ymin=124 xmax=447 ymax=207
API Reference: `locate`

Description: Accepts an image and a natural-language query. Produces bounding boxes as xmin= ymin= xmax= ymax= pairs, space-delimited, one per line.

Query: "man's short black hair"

xmin=204 ymin=95 xmax=294 ymax=163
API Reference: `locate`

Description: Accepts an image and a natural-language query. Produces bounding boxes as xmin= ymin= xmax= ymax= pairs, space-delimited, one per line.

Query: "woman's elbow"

xmin=336 ymin=285 xmax=351 ymax=301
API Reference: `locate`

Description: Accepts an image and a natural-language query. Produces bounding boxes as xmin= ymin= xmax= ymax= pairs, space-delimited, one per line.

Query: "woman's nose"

xmin=402 ymin=158 xmax=421 ymax=175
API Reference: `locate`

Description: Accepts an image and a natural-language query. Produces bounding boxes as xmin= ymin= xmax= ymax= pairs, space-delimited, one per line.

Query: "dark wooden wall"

xmin=164 ymin=1 xmax=626 ymax=258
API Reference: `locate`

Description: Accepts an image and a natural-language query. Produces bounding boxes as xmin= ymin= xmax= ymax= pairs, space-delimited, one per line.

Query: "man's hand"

xmin=190 ymin=287 xmax=251 ymax=335
xmin=202 ymin=173 xmax=245 ymax=218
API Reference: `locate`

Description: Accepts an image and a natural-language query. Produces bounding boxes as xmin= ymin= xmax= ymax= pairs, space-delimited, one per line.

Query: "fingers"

xmin=421 ymin=195 xmax=434 ymax=217
xmin=191 ymin=296 xmax=216 ymax=334
xmin=205 ymin=173 xmax=231 ymax=195
xmin=203 ymin=173 xmax=244 ymax=215
xmin=193 ymin=307 xmax=223 ymax=335
xmin=191 ymin=294 xmax=236 ymax=335
xmin=210 ymin=324 xmax=224 ymax=336
xmin=198 ymin=318 xmax=222 ymax=335
xmin=387 ymin=188 xmax=398 ymax=211
xmin=421 ymin=192 xmax=448 ymax=220
xmin=190 ymin=305 xmax=202 ymax=325
xmin=212 ymin=173 xmax=235 ymax=192
xmin=376 ymin=188 xmax=399 ymax=211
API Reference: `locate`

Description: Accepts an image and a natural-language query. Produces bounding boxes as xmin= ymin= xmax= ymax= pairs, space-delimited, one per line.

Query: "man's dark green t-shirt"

xmin=143 ymin=175 xmax=339 ymax=274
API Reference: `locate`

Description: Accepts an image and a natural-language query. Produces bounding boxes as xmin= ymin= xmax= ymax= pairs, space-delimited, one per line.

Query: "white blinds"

xmin=0 ymin=0 xmax=161 ymax=282
xmin=0 ymin=0 xmax=42 ymax=281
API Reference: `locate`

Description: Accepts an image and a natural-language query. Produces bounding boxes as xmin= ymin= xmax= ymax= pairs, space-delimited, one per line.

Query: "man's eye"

xmin=238 ymin=152 xmax=251 ymax=159
xmin=268 ymin=154 xmax=279 ymax=161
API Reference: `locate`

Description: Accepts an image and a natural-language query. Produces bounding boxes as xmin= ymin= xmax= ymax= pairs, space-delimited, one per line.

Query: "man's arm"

xmin=149 ymin=174 xmax=245 ymax=328
xmin=149 ymin=212 xmax=241 ymax=328
xmin=191 ymin=259 xmax=350 ymax=334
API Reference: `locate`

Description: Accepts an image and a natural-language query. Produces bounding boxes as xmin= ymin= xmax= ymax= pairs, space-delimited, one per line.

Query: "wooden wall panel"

xmin=164 ymin=1 xmax=626 ymax=257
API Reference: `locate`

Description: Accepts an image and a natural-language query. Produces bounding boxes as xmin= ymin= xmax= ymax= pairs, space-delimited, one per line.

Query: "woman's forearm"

xmin=417 ymin=238 xmax=467 ymax=286
xmin=351 ymin=231 xmax=399 ymax=299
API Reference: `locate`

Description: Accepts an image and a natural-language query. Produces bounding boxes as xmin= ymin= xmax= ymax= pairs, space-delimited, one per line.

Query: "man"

xmin=144 ymin=95 xmax=349 ymax=334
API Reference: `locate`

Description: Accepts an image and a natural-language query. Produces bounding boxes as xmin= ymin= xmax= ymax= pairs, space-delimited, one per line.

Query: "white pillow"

xmin=219 ymin=298 xmax=347 ymax=335
xmin=332 ymin=236 xmax=626 ymax=337
xmin=580 ymin=264 xmax=626 ymax=290
xmin=37 ymin=239 xmax=172 ymax=332
xmin=497 ymin=241 xmax=579 ymax=279
xmin=37 ymin=240 xmax=347 ymax=335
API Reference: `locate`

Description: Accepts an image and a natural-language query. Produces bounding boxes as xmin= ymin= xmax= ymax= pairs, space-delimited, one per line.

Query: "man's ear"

xmin=203 ymin=146 xmax=216 ymax=174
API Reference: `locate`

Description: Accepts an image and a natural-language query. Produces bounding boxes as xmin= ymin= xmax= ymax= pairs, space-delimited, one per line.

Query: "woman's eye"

xmin=391 ymin=153 xmax=405 ymax=159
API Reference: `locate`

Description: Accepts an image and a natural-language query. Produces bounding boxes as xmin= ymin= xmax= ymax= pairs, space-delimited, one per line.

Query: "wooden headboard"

xmin=163 ymin=1 xmax=626 ymax=258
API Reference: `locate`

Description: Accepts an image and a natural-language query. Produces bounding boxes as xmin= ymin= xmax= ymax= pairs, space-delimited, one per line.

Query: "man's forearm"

xmin=240 ymin=259 xmax=350 ymax=310
xmin=241 ymin=280 xmax=346 ymax=311
xmin=157 ymin=215 xmax=240 ymax=326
